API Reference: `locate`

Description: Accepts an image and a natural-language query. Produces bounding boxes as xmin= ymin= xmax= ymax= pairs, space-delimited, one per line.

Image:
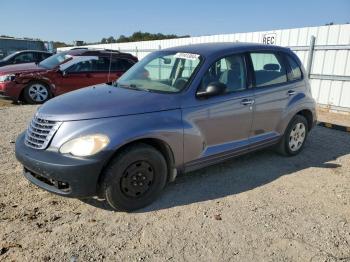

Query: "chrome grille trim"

xmin=25 ymin=116 xmax=62 ymax=149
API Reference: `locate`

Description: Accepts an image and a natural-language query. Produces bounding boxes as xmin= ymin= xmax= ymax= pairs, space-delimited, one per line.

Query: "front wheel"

xmin=102 ymin=144 xmax=168 ymax=212
xmin=276 ymin=115 xmax=309 ymax=156
xmin=23 ymin=82 xmax=51 ymax=104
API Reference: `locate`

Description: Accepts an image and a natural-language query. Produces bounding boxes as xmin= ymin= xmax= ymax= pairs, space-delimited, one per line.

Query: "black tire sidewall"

xmin=283 ymin=115 xmax=308 ymax=156
xmin=23 ymin=82 xmax=51 ymax=104
xmin=103 ymin=145 xmax=167 ymax=211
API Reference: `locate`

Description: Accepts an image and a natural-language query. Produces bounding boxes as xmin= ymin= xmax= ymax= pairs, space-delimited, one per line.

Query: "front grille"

xmin=25 ymin=116 xmax=62 ymax=149
xmin=25 ymin=168 xmax=71 ymax=192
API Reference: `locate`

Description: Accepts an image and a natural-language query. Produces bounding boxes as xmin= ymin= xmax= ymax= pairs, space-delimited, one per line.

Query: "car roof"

xmin=15 ymin=50 xmax=52 ymax=54
xmin=163 ymin=42 xmax=290 ymax=57
xmin=66 ymin=48 xmax=137 ymax=60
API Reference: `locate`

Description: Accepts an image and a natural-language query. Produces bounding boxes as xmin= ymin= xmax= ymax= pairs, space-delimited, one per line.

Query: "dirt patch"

xmin=317 ymin=107 xmax=350 ymax=127
xmin=0 ymin=105 xmax=349 ymax=261
xmin=0 ymin=97 xmax=16 ymax=108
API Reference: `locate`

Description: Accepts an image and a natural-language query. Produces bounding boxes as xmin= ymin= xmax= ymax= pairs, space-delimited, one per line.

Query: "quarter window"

xmin=250 ymin=52 xmax=287 ymax=87
xmin=200 ymin=54 xmax=246 ymax=93
xmin=286 ymin=55 xmax=302 ymax=81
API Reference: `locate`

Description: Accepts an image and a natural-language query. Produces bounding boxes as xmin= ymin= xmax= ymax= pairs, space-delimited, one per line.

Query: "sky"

xmin=0 ymin=0 xmax=349 ymax=44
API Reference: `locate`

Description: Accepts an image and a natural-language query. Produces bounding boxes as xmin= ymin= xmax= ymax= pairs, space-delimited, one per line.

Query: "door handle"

xmin=86 ymin=73 xmax=92 ymax=78
xmin=287 ymin=90 xmax=296 ymax=96
xmin=241 ymin=98 xmax=255 ymax=106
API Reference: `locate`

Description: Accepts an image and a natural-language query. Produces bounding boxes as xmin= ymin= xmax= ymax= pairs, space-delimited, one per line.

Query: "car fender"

xmin=49 ymin=109 xmax=184 ymax=169
xmin=15 ymin=73 xmax=56 ymax=96
xmin=277 ymin=94 xmax=316 ymax=135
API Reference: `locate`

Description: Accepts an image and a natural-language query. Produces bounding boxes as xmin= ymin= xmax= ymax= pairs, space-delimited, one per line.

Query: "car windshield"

xmin=115 ymin=51 xmax=202 ymax=93
xmin=39 ymin=52 xmax=72 ymax=69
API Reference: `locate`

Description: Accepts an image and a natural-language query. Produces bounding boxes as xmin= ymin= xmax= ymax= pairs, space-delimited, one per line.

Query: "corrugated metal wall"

xmin=0 ymin=38 xmax=46 ymax=59
xmin=58 ymin=24 xmax=350 ymax=112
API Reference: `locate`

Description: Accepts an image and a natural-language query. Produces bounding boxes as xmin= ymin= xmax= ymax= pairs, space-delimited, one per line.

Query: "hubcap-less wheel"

xmin=289 ymin=122 xmax=306 ymax=151
xmin=28 ymin=84 xmax=48 ymax=102
xmin=120 ymin=161 xmax=154 ymax=198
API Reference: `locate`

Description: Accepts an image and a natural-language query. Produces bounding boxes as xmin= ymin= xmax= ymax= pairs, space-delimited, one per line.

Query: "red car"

xmin=0 ymin=49 xmax=137 ymax=104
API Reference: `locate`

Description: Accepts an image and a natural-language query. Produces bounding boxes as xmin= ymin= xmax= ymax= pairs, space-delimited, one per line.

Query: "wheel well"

xmin=18 ymin=80 xmax=52 ymax=102
xmin=97 ymin=138 xmax=175 ymax=195
xmin=296 ymin=109 xmax=313 ymax=131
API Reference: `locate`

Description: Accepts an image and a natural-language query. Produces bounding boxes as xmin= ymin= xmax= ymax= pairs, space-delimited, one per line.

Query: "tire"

xmin=276 ymin=115 xmax=309 ymax=156
xmin=23 ymin=82 xmax=51 ymax=104
xmin=102 ymin=144 xmax=168 ymax=212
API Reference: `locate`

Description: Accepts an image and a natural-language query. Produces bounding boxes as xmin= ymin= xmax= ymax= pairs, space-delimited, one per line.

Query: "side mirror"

xmin=61 ymin=70 xmax=67 ymax=77
xmin=196 ymin=82 xmax=227 ymax=98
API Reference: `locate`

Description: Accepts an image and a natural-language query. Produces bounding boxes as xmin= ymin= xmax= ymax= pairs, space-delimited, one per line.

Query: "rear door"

xmin=248 ymin=51 xmax=295 ymax=144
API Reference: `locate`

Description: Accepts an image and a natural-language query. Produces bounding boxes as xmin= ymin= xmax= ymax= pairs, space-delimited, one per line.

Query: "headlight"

xmin=0 ymin=74 xmax=15 ymax=83
xmin=60 ymin=134 xmax=110 ymax=157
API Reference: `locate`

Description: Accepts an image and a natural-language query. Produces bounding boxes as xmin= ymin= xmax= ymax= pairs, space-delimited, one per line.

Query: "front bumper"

xmin=0 ymin=81 xmax=23 ymax=101
xmin=15 ymin=133 xmax=105 ymax=197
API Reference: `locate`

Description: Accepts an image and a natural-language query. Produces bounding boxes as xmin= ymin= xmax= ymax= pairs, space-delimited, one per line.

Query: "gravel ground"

xmin=0 ymin=105 xmax=349 ymax=262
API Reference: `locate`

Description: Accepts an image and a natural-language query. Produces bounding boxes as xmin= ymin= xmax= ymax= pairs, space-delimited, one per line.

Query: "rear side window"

xmin=250 ymin=52 xmax=287 ymax=87
xmin=111 ymin=58 xmax=135 ymax=71
xmin=40 ymin=53 xmax=52 ymax=61
xmin=286 ymin=55 xmax=302 ymax=81
xmin=92 ymin=57 xmax=110 ymax=71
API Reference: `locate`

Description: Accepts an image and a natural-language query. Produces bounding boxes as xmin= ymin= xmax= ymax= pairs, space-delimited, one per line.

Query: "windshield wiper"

xmin=117 ymin=83 xmax=150 ymax=92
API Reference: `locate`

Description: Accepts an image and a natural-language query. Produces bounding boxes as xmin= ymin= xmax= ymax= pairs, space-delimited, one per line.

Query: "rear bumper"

xmin=15 ymin=133 xmax=105 ymax=197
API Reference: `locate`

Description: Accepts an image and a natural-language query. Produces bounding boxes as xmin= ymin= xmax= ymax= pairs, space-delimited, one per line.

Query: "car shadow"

xmin=81 ymin=126 xmax=350 ymax=213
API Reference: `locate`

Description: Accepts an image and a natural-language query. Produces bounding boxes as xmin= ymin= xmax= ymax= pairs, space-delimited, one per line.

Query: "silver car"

xmin=15 ymin=43 xmax=317 ymax=211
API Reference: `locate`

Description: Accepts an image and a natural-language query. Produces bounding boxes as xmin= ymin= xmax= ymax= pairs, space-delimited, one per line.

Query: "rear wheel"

xmin=276 ymin=115 xmax=308 ymax=156
xmin=23 ymin=82 xmax=51 ymax=104
xmin=102 ymin=144 xmax=168 ymax=212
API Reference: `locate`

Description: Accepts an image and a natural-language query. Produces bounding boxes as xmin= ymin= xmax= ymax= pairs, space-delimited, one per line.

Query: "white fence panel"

xmin=58 ymin=24 xmax=350 ymax=112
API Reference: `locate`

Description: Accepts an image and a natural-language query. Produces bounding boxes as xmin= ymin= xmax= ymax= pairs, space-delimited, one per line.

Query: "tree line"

xmin=100 ymin=31 xmax=189 ymax=44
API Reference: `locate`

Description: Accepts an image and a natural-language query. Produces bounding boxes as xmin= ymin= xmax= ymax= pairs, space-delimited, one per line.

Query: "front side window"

xmin=66 ymin=60 xmax=93 ymax=73
xmin=13 ymin=52 xmax=35 ymax=63
xmin=200 ymin=54 xmax=246 ymax=93
xmin=116 ymin=51 xmax=202 ymax=93
xmin=250 ymin=52 xmax=287 ymax=87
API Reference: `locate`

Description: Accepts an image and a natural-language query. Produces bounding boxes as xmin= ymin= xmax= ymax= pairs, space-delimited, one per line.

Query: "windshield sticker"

xmin=174 ymin=52 xmax=200 ymax=60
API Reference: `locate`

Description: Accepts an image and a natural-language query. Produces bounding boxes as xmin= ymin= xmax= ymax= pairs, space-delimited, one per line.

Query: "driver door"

xmin=183 ymin=53 xmax=254 ymax=168
xmin=57 ymin=59 xmax=108 ymax=95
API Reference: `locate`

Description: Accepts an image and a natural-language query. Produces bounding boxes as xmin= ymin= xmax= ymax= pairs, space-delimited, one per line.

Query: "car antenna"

xmin=107 ymin=41 xmax=113 ymax=83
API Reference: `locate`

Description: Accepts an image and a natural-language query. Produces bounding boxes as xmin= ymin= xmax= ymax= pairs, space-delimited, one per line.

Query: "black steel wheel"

xmin=102 ymin=143 xmax=168 ymax=212
xmin=120 ymin=161 xmax=155 ymax=198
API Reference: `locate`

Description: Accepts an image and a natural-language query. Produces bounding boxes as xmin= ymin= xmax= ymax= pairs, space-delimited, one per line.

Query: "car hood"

xmin=0 ymin=63 xmax=47 ymax=75
xmin=36 ymin=84 xmax=181 ymax=121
